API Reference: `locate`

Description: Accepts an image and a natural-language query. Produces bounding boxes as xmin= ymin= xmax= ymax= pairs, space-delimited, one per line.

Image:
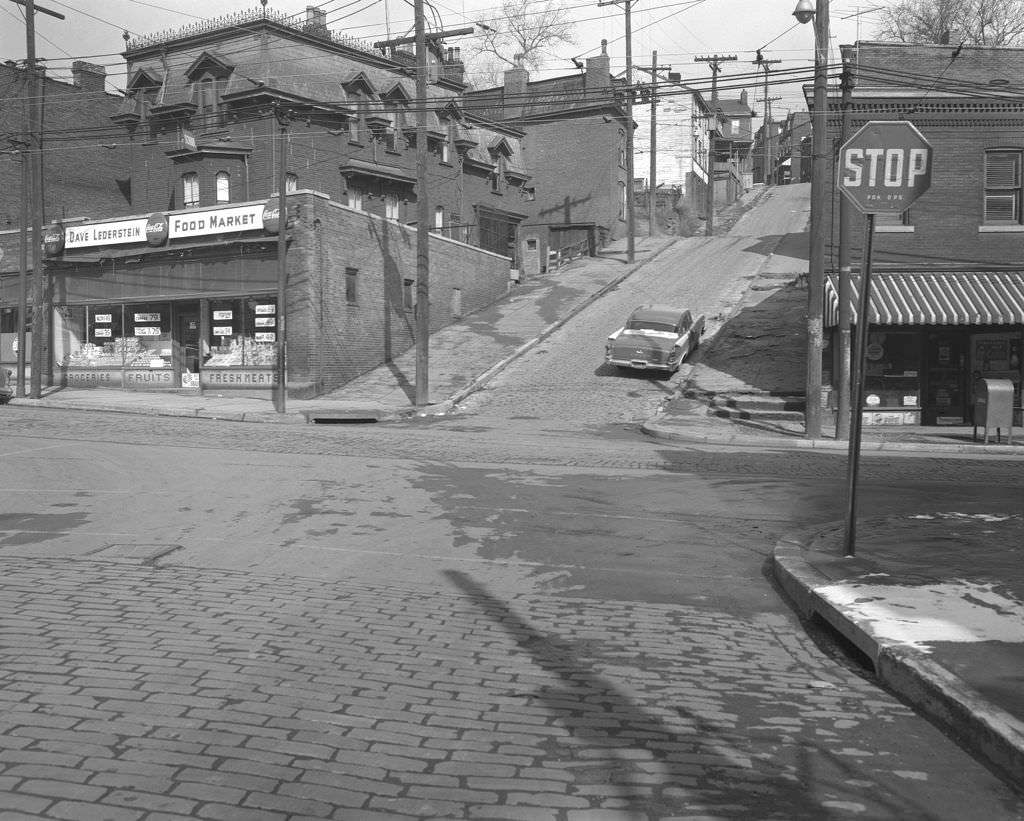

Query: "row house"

xmin=818 ymin=41 xmax=1024 ymax=426
xmin=776 ymin=111 xmax=811 ymax=184
xmin=464 ymin=42 xmax=633 ymax=272
xmin=631 ymin=74 xmax=713 ymax=234
xmin=0 ymin=7 xmax=529 ymax=398
xmin=711 ymin=91 xmax=757 ymax=201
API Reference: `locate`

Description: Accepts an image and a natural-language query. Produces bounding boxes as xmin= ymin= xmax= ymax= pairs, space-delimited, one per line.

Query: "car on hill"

xmin=605 ymin=304 xmax=705 ymax=373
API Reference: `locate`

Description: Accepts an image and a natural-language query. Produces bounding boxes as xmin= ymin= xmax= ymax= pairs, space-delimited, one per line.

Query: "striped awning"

xmin=825 ymin=271 xmax=1024 ymax=326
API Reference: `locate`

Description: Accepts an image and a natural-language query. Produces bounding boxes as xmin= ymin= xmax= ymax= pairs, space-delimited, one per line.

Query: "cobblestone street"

xmin=2 ymin=555 xmax=1018 ymax=820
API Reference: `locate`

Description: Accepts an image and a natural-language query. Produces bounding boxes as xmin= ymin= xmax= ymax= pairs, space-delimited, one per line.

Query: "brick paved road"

xmin=2 ymin=555 xmax=1021 ymax=820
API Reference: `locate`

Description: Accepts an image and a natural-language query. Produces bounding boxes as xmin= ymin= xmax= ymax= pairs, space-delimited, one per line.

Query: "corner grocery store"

xmin=1 ymin=191 xmax=512 ymax=398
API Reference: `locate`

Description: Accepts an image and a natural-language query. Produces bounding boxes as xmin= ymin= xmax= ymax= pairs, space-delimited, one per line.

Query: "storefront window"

xmin=204 ymin=298 xmax=276 ymax=367
xmin=863 ymin=331 xmax=923 ymax=410
xmin=62 ymin=305 xmax=126 ymax=367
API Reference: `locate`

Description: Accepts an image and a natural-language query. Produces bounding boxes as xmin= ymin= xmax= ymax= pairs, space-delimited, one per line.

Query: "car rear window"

xmin=627 ymin=320 xmax=676 ymax=332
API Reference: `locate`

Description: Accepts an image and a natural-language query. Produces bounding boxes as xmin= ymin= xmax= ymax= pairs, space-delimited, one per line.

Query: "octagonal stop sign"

xmin=838 ymin=121 xmax=933 ymax=214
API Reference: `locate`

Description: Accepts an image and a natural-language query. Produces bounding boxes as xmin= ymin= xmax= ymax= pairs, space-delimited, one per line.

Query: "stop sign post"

xmin=838 ymin=121 xmax=933 ymax=558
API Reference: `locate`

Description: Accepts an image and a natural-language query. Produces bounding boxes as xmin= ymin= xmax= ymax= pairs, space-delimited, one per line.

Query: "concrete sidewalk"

xmin=5 ymin=193 xmax=1024 ymax=789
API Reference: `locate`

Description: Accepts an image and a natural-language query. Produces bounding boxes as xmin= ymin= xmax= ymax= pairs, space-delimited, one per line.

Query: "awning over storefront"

xmin=825 ymin=271 xmax=1024 ymax=326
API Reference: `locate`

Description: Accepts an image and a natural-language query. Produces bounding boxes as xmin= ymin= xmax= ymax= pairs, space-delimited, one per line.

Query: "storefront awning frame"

xmin=825 ymin=270 xmax=1024 ymax=326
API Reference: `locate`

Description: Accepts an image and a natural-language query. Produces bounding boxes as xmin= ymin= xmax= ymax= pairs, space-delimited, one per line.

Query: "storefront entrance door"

xmin=177 ymin=308 xmax=201 ymax=388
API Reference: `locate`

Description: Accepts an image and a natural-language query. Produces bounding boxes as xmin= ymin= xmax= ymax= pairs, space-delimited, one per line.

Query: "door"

xmin=176 ymin=308 xmax=201 ymax=388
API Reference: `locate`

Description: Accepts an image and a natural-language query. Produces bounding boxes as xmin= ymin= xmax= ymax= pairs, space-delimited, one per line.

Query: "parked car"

xmin=605 ymin=304 xmax=705 ymax=373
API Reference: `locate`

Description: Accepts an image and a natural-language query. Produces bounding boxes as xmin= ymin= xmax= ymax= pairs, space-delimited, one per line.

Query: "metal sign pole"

xmin=843 ymin=212 xmax=875 ymax=558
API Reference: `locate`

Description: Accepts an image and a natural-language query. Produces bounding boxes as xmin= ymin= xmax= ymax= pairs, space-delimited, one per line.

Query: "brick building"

xmin=0 ymin=7 xmax=524 ymax=398
xmin=819 ymin=41 xmax=1024 ymax=426
xmin=464 ymin=41 xmax=632 ymax=271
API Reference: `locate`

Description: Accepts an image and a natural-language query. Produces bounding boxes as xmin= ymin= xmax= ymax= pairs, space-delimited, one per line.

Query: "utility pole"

xmin=807 ymin=0 xmax=829 ymax=438
xmin=695 ymin=54 xmax=735 ymax=236
xmin=836 ymin=57 xmax=856 ymax=439
xmin=635 ymin=52 xmax=671 ymax=237
xmin=375 ymin=28 xmax=472 ymax=407
xmin=414 ymin=0 xmax=430 ymax=405
xmin=272 ymin=104 xmax=289 ymax=413
xmin=753 ymin=51 xmax=781 ymax=185
xmin=18 ymin=0 xmax=64 ymax=399
xmin=756 ymin=95 xmax=781 ymax=183
xmin=598 ymin=0 xmax=637 ymax=263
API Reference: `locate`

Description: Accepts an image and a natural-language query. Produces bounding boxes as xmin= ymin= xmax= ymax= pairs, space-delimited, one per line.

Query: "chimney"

xmin=304 ymin=6 xmax=329 ymax=36
xmin=740 ymin=89 xmax=748 ymax=107
xmin=72 ymin=61 xmax=106 ymax=93
xmin=586 ymin=40 xmax=611 ymax=90
xmin=503 ymin=55 xmax=528 ymax=118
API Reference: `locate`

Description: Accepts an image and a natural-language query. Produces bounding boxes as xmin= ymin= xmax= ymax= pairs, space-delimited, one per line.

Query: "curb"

xmin=772 ymin=533 xmax=1024 ymax=789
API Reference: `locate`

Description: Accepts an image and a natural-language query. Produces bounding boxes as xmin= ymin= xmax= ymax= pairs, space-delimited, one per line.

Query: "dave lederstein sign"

xmin=838 ymin=121 xmax=933 ymax=214
xmin=49 ymin=201 xmax=280 ymax=255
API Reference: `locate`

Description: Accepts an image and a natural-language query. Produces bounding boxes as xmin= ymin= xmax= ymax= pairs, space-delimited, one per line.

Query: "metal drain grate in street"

xmin=85 ymin=544 xmax=183 ymax=564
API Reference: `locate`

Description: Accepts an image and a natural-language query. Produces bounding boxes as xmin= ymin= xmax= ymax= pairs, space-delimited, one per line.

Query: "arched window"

xmin=183 ymin=172 xmax=200 ymax=208
xmin=215 ymin=171 xmax=230 ymax=203
xmin=286 ymin=173 xmax=298 ymax=193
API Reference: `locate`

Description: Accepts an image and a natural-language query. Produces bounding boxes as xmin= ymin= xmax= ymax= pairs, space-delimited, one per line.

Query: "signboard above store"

xmin=47 ymin=201 xmax=280 ymax=256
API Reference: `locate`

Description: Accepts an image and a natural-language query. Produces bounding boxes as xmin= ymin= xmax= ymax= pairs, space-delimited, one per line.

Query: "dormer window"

xmin=184 ymin=51 xmax=234 ymax=131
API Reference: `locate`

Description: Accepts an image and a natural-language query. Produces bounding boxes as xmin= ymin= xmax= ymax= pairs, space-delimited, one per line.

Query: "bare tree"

xmin=464 ymin=0 xmax=576 ymax=88
xmin=875 ymin=0 xmax=1024 ymax=45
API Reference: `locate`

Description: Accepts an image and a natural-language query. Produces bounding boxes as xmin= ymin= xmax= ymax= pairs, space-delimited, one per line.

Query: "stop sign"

xmin=838 ymin=121 xmax=933 ymax=214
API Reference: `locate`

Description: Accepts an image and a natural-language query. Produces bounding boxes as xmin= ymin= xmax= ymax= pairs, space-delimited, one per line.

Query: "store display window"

xmin=61 ymin=304 xmax=175 ymax=368
xmin=863 ymin=331 xmax=923 ymax=409
xmin=204 ymin=298 xmax=277 ymax=367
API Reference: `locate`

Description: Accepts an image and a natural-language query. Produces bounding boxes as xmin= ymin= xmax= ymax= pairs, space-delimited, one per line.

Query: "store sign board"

xmin=64 ymin=369 xmax=123 ymax=387
xmin=202 ymin=369 xmax=279 ymax=387
xmin=48 ymin=201 xmax=278 ymax=255
xmin=168 ymin=203 xmax=268 ymax=239
xmin=64 ymin=217 xmax=150 ymax=249
xmin=125 ymin=370 xmax=174 ymax=387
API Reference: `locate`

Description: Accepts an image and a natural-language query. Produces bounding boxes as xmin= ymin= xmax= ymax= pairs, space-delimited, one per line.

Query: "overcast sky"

xmin=1 ymin=0 xmax=882 ymax=117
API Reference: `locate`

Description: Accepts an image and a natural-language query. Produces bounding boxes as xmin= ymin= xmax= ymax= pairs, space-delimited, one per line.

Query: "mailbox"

xmin=973 ymin=378 xmax=1015 ymax=444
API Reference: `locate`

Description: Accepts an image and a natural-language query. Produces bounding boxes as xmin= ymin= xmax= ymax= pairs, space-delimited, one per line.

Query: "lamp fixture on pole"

xmin=793 ymin=0 xmax=828 ymax=439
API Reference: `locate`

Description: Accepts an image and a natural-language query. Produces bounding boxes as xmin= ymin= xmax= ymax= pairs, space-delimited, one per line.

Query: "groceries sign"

xmin=838 ymin=121 xmax=933 ymax=214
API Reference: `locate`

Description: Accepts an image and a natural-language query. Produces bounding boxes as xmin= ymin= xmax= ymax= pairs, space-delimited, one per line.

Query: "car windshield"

xmin=627 ymin=320 xmax=676 ymax=333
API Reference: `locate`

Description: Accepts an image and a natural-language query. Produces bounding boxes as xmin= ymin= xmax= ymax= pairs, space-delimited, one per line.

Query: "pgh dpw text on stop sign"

xmin=838 ymin=121 xmax=933 ymax=214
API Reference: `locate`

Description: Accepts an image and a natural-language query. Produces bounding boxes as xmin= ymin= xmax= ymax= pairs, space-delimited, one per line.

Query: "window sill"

xmin=875 ymin=226 xmax=914 ymax=233
xmin=979 ymin=224 xmax=1024 ymax=232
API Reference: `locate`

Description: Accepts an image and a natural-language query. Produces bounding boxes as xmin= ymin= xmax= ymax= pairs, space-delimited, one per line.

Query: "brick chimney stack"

xmin=586 ymin=40 xmax=611 ymax=91
xmin=72 ymin=61 xmax=106 ymax=93
xmin=503 ymin=55 xmax=528 ymax=118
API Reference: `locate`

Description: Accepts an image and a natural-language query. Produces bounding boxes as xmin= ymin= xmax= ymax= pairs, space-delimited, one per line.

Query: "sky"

xmin=0 ymin=0 xmax=888 ymax=117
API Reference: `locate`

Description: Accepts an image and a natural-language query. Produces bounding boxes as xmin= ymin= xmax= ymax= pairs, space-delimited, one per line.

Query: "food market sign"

xmin=51 ymin=202 xmax=278 ymax=254
xmin=838 ymin=121 xmax=933 ymax=214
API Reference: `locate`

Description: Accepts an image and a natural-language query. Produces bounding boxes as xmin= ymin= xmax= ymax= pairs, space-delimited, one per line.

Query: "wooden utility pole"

xmin=18 ymin=0 xmax=65 ymax=399
xmin=414 ymin=0 xmax=430 ymax=405
xmin=636 ymin=52 xmax=671 ymax=237
xmin=598 ymin=0 xmax=637 ymax=263
xmin=836 ymin=59 xmax=856 ymax=439
xmin=695 ymin=54 xmax=735 ymax=236
xmin=753 ymin=52 xmax=781 ymax=185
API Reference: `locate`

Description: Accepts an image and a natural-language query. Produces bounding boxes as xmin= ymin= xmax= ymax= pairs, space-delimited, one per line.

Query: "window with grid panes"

xmin=985 ymin=150 xmax=1022 ymax=224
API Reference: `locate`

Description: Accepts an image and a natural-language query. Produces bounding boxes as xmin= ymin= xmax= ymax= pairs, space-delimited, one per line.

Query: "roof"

xmin=629 ymin=304 xmax=686 ymax=324
xmin=825 ymin=271 xmax=1024 ymax=326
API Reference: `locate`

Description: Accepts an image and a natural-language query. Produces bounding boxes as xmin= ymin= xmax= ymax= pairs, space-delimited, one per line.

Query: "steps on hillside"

xmin=683 ymin=388 xmax=807 ymax=422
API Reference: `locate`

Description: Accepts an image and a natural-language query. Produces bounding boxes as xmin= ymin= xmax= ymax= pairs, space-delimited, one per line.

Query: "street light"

xmin=793 ymin=0 xmax=829 ymax=439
